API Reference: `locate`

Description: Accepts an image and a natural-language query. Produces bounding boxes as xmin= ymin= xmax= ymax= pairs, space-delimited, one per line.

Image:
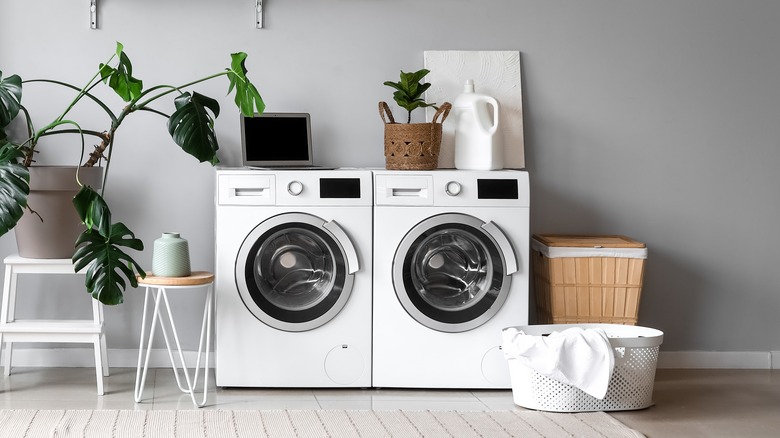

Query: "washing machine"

xmin=372 ymin=169 xmax=529 ymax=389
xmin=215 ymin=168 xmax=372 ymax=387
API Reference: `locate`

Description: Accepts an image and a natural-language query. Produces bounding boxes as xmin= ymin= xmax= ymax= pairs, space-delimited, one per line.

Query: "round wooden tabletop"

xmin=137 ymin=271 xmax=214 ymax=286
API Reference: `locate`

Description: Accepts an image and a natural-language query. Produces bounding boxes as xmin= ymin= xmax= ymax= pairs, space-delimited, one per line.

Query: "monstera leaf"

xmin=0 ymin=142 xmax=29 ymax=236
xmin=226 ymin=52 xmax=265 ymax=117
xmin=0 ymin=71 xmax=22 ymax=128
xmin=99 ymin=42 xmax=143 ymax=102
xmin=72 ymin=185 xmax=111 ymax=237
xmin=72 ymin=186 xmax=145 ymax=305
xmin=167 ymin=92 xmax=221 ymax=165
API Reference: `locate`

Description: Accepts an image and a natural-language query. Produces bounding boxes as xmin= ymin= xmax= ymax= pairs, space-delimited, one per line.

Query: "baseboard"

xmin=0 ymin=347 xmax=209 ymax=369
xmin=771 ymin=351 xmax=780 ymax=369
xmin=2 ymin=348 xmax=778 ymax=370
xmin=658 ymin=351 xmax=773 ymax=369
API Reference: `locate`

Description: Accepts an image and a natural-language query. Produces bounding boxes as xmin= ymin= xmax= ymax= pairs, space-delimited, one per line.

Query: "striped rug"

xmin=0 ymin=409 xmax=644 ymax=438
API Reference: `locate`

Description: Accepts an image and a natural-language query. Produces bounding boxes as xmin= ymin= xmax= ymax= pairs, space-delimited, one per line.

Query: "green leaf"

xmin=409 ymin=69 xmax=430 ymax=85
xmin=399 ymin=71 xmax=410 ymax=90
xmin=71 ymin=186 xmax=145 ymax=305
xmin=226 ymin=52 xmax=265 ymax=117
xmin=0 ymin=141 xmax=29 ymax=236
xmin=72 ymin=185 xmax=111 ymax=237
xmin=72 ymin=221 xmax=145 ymax=305
xmin=167 ymin=92 xmax=221 ymax=165
xmin=100 ymin=48 xmax=143 ymax=102
xmin=383 ymin=69 xmax=435 ymax=122
xmin=0 ymin=71 xmax=22 ymax=128
xmin=382 ymin=81 xmax=404 ymax=93
xmin=392 ymin=90 xmax=408 ymax=102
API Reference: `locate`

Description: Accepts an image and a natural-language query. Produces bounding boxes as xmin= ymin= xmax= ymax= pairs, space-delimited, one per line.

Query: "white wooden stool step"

xmin=0 ymin=255 xmax=108 ymax=395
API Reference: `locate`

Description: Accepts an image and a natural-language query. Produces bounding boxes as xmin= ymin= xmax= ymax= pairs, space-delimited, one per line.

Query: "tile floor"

xmin=0 ymin=367 xmax=778 ymax=437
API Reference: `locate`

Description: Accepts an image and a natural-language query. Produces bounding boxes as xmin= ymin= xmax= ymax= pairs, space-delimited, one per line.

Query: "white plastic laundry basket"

xmin=504 ymin=324 xmax=663 ymax=412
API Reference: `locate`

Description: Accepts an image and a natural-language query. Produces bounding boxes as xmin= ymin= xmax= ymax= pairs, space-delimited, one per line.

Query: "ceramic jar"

xmin=152 ymin=232 xmax=191 ymax=277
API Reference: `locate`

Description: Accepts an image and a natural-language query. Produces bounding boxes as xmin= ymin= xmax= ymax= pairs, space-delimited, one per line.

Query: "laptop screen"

xmin=241 ymin=113 xmax=313 ymax=167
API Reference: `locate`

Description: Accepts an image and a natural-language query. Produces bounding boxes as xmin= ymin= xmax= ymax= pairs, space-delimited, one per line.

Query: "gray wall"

xmin=1 ymin=0 xmax=778 ymax=353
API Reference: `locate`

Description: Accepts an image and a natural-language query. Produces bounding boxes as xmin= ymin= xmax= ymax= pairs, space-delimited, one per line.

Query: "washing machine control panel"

xmin=218 ymin=169 xmax=372 ymax=207
xmin=374 ymin=170 xmax=530 ymax=208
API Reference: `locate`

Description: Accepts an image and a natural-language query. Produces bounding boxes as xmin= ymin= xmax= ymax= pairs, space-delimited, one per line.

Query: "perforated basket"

xmin=504 ymin=324 xmax=663 ymax=412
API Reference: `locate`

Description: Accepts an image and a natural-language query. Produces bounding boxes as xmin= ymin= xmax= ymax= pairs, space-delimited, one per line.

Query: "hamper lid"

xmin=533 ymin=235 xmax=645 ymax=248
xmin=532 ymin=235 xmax=647 ymax=259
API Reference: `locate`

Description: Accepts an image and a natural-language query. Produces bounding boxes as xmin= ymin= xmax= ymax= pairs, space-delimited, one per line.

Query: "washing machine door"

xmin=393 ymin=213 xmax=518 ymax=333
xmin=236 ymin=212 xmax=359 ymax=332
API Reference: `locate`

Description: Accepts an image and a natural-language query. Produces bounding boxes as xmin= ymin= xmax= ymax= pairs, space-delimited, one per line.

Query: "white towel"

xmin=502 ymin=327 xmax=615 ymax=399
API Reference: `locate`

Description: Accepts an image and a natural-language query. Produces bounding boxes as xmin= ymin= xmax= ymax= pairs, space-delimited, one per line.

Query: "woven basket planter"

xmin=379 ymin=101 xmax=451 ymax=170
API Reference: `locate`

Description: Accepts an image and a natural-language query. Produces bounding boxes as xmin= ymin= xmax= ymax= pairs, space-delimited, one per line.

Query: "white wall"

xmin=1 ymin=1 xmax=779 ymax=357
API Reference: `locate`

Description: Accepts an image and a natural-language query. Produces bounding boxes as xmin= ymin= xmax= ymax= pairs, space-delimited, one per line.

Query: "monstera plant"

xmin=0 ymin=42 xmax=264 ymax=305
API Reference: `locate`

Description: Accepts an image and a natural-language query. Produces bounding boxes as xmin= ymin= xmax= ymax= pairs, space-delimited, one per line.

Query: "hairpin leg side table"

xmin=134 ymin=271 xmax=214 ymax=408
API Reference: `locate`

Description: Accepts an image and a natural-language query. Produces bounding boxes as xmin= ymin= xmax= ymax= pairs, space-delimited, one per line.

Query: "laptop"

xmin=241 ymin=112 xmax=329 ymax=169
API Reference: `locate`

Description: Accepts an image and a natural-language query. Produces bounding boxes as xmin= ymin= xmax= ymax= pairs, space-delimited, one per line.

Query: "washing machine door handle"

xmin=481 ymin=221 xmax=518 ymax=275
xmin=323 ymin=220 xmax=360 ymax=274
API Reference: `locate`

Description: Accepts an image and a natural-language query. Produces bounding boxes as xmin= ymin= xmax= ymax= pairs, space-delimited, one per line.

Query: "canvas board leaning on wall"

xmin=425 ymin=50 xmax=525 ymax=169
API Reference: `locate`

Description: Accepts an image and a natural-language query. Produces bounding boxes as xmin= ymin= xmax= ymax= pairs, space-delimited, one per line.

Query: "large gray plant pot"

xmin=14 ymin=166 xmax=103 ymax=259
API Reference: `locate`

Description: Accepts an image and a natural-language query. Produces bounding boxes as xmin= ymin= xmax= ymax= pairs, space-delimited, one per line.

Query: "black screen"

xmin=477 ymin=179 xmax=519 ymax=200
xmin=320 ymin=178 xmax=361 ymax=199
xmin=243 ymin=115 xmax=310 ymax=162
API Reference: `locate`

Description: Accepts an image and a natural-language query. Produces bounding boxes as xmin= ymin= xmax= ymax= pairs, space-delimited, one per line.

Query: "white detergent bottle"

xmin=453 ymin=79 xmax=503 ymax=170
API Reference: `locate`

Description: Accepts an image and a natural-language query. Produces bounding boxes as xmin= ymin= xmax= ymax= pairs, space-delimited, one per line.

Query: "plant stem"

xmin=137 ymin=107 xmax=170 ymax=119
xmin=98 ymin=130 xmax=117 ymax=193
xmin=38 ymin=129 xmax=109 ymax=141
xmin=87 ymin=99 xmax=132 ymax=172
xmin=134 ymin=71 xmax=227 ymax=109
xmin=25 ymin=80 xmax=117 ymax=125
xmin=50 ymin=52 xmax=116 ymax=124
xmin=19 ymin=53 xmax=116 ymax=162
xmin=33 ymin=128 xmax=109 ymax=167
xmin=19 ymin=106 xmax=34 ymax=140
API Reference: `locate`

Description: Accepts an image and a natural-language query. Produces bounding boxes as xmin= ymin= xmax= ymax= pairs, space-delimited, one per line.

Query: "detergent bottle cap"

xmin=463 ymin=79 xmax=475 ymax=93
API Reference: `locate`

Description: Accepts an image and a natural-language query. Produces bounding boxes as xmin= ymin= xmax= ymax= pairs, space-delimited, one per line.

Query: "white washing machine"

xmin=215 ymin=168 xmax=372 ymax=387
xmin=372 ymin=169 xmax=529 ymax=389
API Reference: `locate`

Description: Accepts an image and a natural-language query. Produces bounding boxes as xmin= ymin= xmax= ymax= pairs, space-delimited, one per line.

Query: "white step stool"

xmin=0 ymin=255 xmax=109 ymax=395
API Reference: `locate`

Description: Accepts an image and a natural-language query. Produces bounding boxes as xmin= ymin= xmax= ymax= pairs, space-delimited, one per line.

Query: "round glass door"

xmin=393 ymin=213 xmax=512 ymax=333
xmin=236 ymin=213 xmax=355 ymax=332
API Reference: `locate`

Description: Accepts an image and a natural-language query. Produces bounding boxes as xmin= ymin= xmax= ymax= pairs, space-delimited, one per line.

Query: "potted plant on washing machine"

xmin=379 ymin=69 xmax=451 ymax=170
xmin=0 ymin=42 xmax=265 ymax=305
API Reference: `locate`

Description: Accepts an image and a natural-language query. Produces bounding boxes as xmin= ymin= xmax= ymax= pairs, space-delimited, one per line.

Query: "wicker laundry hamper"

xmin=532 ymin=235 xmax=647 ymax=325
xmin=378 ymin=101 xmax=451 ymax=170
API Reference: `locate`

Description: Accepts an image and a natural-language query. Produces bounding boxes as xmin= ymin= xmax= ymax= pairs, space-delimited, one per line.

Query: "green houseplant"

xmin=379 ymin=69 xmax=450 ymax=170
xmin=382 ymin=69 xmax=437 ymax=124
xmin=0 ymin=42 xmax=265 ymax=305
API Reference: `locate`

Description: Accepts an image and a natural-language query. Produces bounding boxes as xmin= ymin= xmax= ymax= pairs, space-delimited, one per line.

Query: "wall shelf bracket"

xmin=256 ymin=0 xmax=264 ymax=29
xmin=90 ymin=0 xmax=98 ymax=29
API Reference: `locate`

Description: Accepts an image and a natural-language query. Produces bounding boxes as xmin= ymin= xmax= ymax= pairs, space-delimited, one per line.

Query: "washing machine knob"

xmin=445 ymin=181 xmax=462 ymax=196
xmin=287 ymin=180 xmax=304 ymax=196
